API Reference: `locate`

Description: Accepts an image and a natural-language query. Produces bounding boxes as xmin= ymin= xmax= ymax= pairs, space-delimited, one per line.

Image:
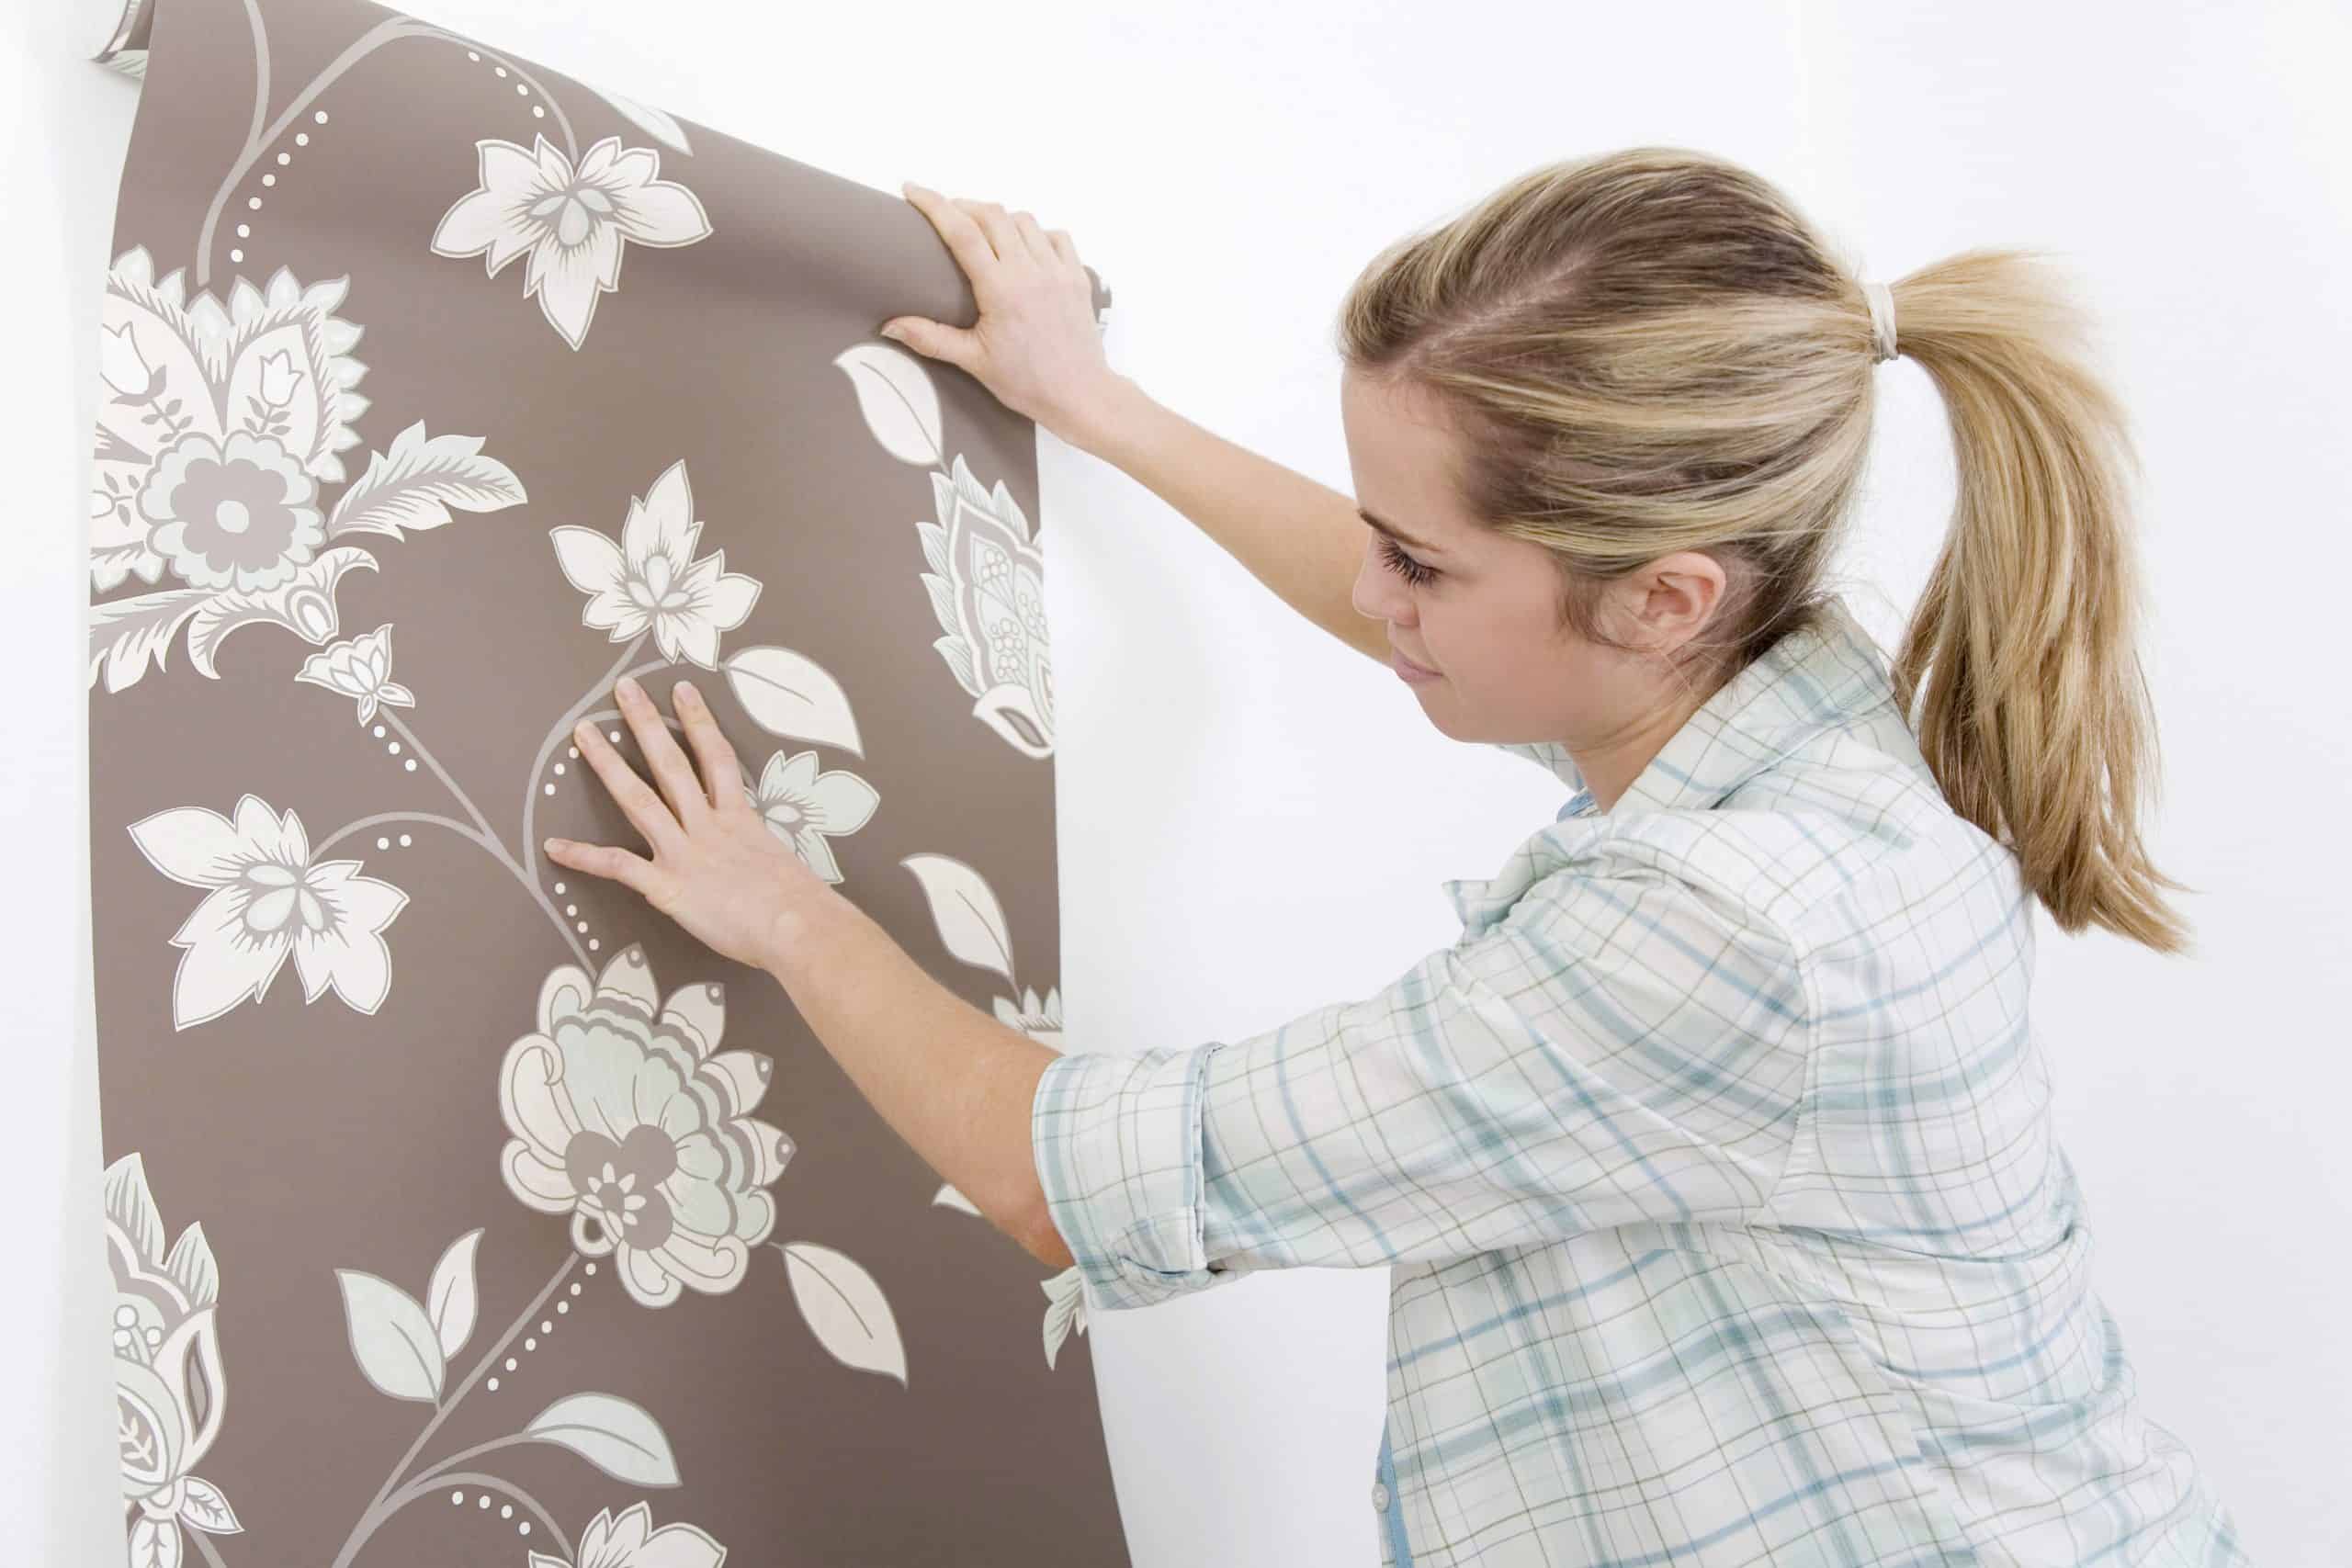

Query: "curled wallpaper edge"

xmin=91 ymin=0 xmax=153 ymax=78
xmin=80 ymin=0 xmax=1130 ymax=1562
xmin=86 ymin=0 xmax=1114 ymax=328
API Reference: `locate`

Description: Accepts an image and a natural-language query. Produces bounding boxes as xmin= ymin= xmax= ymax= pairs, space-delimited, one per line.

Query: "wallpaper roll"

xmin=83 ymin=0 xmax=1119 ymax=1562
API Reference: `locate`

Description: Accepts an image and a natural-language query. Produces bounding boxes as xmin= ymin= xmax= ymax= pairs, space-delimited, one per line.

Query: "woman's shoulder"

xmin=1562 ymin=715 xmax=2019 ymax=954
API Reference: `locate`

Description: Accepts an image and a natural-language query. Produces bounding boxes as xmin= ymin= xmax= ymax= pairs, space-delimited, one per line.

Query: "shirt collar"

xmin=1445 ymin=598 xmax=1891 ymax=936
xmin=1532 ymin=594 xmax=1890 ymax=819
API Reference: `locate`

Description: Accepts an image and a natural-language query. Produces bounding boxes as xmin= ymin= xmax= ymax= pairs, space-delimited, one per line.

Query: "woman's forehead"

xmin=1340 ymin=374 xmax=1479 ymax=548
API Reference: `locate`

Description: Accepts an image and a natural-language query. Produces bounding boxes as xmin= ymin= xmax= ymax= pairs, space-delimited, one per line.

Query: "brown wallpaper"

xmin=84 ymin=0 xmax=1119 ymax=1562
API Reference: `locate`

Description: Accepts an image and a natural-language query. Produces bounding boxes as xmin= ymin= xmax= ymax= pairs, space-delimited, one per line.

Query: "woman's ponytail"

xmin=1886 ymin=249 xmax=2196 ymax=953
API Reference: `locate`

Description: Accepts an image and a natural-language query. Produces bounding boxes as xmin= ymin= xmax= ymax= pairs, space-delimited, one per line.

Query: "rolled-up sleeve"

xmin=1029 ymin=1040 xmax=1254 ymax=1313
xmin=1032 ymin=866 xmax=1812 ymax=1313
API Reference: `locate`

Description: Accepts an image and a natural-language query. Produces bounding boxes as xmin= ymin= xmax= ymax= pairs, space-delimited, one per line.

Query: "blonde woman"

xmin=543 ymin=148 xmax=2249 ymax=1565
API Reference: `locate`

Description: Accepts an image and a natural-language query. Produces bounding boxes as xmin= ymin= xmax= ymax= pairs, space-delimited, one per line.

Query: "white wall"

xmin=10 ymin=0 xmax=2344 ymax=1562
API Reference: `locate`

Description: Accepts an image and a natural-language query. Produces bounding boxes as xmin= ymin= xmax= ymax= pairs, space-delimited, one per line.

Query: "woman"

xmin=541 ymin=148 xmax=2249 ymax=1565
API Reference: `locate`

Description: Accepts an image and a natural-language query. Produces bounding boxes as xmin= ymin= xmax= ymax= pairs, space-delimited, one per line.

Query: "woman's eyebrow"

xmin=1358 ymin=508 xmax=1442 ymax=555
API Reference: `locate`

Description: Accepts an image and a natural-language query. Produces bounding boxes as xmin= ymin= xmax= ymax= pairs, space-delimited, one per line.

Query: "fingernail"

xmin=616 ymin=675 xmax=640 ymax=697
xmin=879 ymin=322 xmax=901 ymax=340
xmin=675 ymin=680 xmax=700 ymax=705
xmin=544 ymin=837 xmax=565 ymax=852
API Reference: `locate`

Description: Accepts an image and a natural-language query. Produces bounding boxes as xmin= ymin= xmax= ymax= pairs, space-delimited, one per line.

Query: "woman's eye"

xmin=1379 ymin=536 xmax=1436 ymax=586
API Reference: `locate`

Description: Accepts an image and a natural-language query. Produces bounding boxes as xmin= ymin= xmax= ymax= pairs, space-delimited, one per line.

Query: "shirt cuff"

xmin=1029 ymin=1042 xmax=1250 ymax=1313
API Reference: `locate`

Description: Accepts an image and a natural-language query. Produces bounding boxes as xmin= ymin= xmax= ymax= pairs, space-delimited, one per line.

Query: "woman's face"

xmin=1340 ymin=367 xmax=1724 ymax=771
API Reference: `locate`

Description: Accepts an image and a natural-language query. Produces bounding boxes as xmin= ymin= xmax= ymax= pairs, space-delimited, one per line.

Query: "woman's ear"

xmin=1621 ymin=552 xmax=1729 ymax=656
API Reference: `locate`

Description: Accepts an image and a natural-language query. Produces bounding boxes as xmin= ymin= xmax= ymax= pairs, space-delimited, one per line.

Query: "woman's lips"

xmin=1390 ymin=648 xmax=1440 ymax=683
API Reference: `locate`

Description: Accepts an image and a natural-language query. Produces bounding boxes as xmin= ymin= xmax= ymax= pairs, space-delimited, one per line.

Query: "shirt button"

xmin=1372 ymin=1481 xmax=1391 ymax=1511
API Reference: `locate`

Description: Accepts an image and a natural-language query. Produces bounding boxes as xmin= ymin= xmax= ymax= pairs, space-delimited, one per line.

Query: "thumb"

xmin=878 ymin=315 xmax=977 ymax=371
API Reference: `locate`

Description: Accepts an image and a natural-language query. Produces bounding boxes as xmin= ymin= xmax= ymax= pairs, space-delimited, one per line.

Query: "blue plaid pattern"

xmin=1031 ymin=596 xmax=2248 ymax=1565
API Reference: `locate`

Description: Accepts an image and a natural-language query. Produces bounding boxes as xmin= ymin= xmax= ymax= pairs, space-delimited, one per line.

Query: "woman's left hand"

xmin=547 ymin=672 xmax=827 ymax=971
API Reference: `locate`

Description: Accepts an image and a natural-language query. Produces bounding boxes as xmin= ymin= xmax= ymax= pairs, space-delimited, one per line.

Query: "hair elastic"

xmin=1862 ymin=280 xmax=1898 ymax=363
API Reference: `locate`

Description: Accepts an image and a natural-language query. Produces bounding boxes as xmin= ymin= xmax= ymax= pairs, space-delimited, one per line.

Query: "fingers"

xmin=877 ymin=312 xmax=976 ymax=371
xmin=888 ymin=183 xmax=992 ymax=370
xmin=955 ymin=197 xmax=1020 ymax=262
xmin=614 ymin=675 xmax=709 ymax=828
xmin=904 ymin=181 xmax=1074 ymax=277
xmin=573 ymin=710 xmax=684 ymax=854
xmin=669 ymin=678 xmax=747 ymax=817
xmin=899 ymin=183 xmax=1001 ymax=281
xmin=890 ymin=183 xmax=1090 ymax=385
xmin=1010 ymin=209 xmax=1057 ymax=266
xmin=543 ymin=836 xmax=662 ymax=898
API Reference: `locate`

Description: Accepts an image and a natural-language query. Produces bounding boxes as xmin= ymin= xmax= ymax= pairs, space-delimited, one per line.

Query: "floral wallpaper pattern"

xmin=85 ymin=0 xmax=1113 ymax=1562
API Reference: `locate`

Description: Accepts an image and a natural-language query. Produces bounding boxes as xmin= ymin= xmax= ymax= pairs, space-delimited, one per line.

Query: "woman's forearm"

xmin=754 ymin=380 xmax=1376 ymax=1274
xmin=759 ymin=883 xmax=1075 ymax=1270
xmin=1066 ymin=376 xmax=1388 ymax=665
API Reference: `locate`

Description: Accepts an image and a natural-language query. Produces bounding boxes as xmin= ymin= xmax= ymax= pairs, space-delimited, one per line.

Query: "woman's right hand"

xmin=881 ymin=183 xmax=1131 ymax=451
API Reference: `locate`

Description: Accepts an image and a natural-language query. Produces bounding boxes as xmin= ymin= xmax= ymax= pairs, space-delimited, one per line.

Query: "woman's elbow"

xmin=1023 ymin=1204 xmax=1077 ymax=1270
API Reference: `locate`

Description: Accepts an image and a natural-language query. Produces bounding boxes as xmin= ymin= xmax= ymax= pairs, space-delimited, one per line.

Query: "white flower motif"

xmin=917 ymin=453 xmax=1053 ymax=758
xmin=744 ymin=750 xmax=878 ymax=884
xmin=256 ymin=348 xmax=300 ymax=407
xmin=430 ymin=133 xmax=713 ymax=350
xmin=85 ymin=250 xmax=519 ymax=696
xmin=89 ymin=249 xmax=371 ymax=599
xmin=500 ymin=947 xmax=793 ymax=1308
xmin=139 ymin=429 xmax=324 ymax=592
xmin=100 ymin=321 xmax=159 ymax=400
xmin=89 ymin=252 xmax=371 ymax=685
xmin=105 ymin=1154 xmax=243 ymax=1561
xmin=993 ymin=984 xmax=1064 ymax=1051
xmin=127 ymin=795 xmax=408 ymax=1030
xmin=549 ymin=460 xmax=760 ymax=668
xmin=531 ymin=1502 xmax=724 ymax=1568
xmin=296 ymin=623 xmax=416 ymax=726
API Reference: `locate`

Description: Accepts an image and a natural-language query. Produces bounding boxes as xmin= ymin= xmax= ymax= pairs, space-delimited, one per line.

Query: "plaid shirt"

xmin=1030 ymin=596 xmax=2248 ymax=1566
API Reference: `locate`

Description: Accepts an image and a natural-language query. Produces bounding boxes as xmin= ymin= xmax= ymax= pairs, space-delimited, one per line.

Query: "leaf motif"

xmin=973 ymin=683 xmax=1053 ymax=759
xmin=128 ymin=1516 xmax=182 ymax=1568
xmin=918 ymin=572 xmax=964 ymax=657
xmin=524 ymin=1393 xmax=682 ymax=1485
xmin=177 ymin=1476 xmax=241 ymax=1534
xmin=334 ymin=1269 xmax=445 ymax=1403
xmin=914 ymin=519 xmax=950 ymax=579
xmin=1042 ymin=1267 xmax=1087 ymax=1371
xmin=154 ymin=1308 xmax=226 ymax=1466
xmin=589 ymin=83 xmax=694 ymax=153
xmin=88 ymin=588 xmax=213 ymax=694
xmin=324 ymin=420 xmax=526 ymax=539
xmin=781 ymin=1242 xmax=907 ymax=1385
xmin=424 ymin=1228 xmax=482 ymax=1359
xmin=186 ymin=547 xmax=377 ymax=678
xmin=722 ymin=645 xmax=864 ymax=755
xmin=102 ymin=1153 xmax=166 ymax=1266
xmin=116 ymin=1383 xmax=171 ymax=1487
xmin=164 ymin=1223 xmax=219 ymax=1308
xmin=989 ymin=474 xmax=1035 ymax=547
xmin=933 ymin=633 xmax=978 ymax=696
xmin=899 ymin=853 xmax=1015 ymax=982
xmin=90 ymin=537 xmax=163 ymax=594
xmin=831 ymin=344 xmax=943 ymax=467
xmin=932 ymin=1183 xmax=981 ymax=1217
